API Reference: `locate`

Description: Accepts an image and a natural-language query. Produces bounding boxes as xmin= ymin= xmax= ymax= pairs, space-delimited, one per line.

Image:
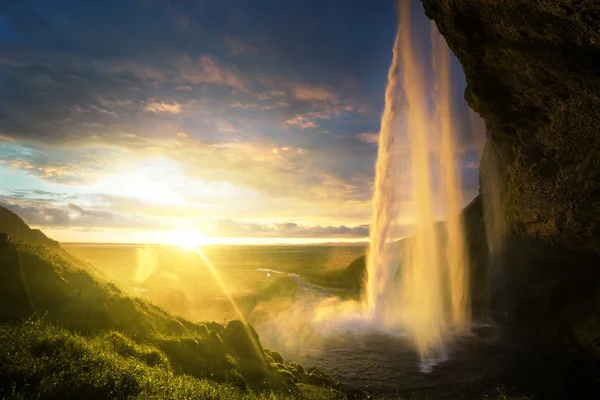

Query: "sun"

xmin=170 ymin=229 xmax=207 ymax=249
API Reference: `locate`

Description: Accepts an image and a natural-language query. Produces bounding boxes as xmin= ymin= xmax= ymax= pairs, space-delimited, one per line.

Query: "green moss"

xmin=0 ymin=319 xmax=343 ymax=399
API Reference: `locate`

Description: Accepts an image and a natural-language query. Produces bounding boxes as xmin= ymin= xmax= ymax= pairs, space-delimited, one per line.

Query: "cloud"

xmin=291 ymin=84 xmax=337 ymax=102
xmin=178 ymin=55 xmax=247 ymax=91
xmin=270 ymin=90 xmax=287 ymax=97
xmin=0 ymin=0 xmax=480 ymax=241
xmin=207 ymin=218 xmax=369 ymax=238
xmin=88 ymin=105 xmax=118 ymax=116
xmin=0 ymin=199 xmax=164 ymax=229
xmin=217 ymin=121 xmax=237 ymax=133
xmin=1 ymin=50 xmax=247 ymax=91
xmin=67 ymin=202 xmax=86 ymax=214
xmin=1 ymin=197 xmax=369 ymax=238
xmin=230 ymin=102 xmax=277 ymax=111
xmin=105 ymin=60 xmax=166 ymax=81
xmin=6 ymin=160 xmax=85 ymax=184
xmin=96 ymin=96 xmax=133 ymax=108
xmin=0 ymin=141 xmax=134 ymax=184
xmin=225 ymin=37 xmax=256 ymax=55
xmin=143 ymin=100 xmax=182 ymax=114
xmin=358 ymin=132 xmax=379 ymax=144
xmin=285 ymin=115 xmax=317 ymax=129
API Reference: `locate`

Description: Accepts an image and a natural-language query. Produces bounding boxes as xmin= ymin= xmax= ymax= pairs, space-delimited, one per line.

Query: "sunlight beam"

xmin=193 ymin=246 xmax=266 ymax=364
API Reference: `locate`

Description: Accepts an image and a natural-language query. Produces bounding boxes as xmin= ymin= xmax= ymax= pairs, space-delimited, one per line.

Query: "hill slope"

xmin=0 ymin=205 xmax=59 ymax=248
xmin=0 ymin=209 xmax=347 ymax=399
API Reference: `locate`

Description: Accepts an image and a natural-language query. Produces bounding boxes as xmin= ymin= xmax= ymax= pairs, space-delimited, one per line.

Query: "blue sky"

xmin=0 ymin=0 xmax=484 ymax=243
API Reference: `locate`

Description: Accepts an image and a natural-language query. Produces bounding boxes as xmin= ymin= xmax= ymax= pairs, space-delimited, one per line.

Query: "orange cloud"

xmin=285 ymin=115 xmax=317 ymax=129
xmin=144 ymin=100 xmax=182 ymax=114
xmin=291 ymin=84 xmax=337 ymax=102
xmin=179 ymin=55 xmax=247 ymax=92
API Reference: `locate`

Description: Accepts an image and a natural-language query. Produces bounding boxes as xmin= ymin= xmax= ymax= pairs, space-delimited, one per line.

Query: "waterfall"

xmin=365 ymin=0 xmax=470 ymax=363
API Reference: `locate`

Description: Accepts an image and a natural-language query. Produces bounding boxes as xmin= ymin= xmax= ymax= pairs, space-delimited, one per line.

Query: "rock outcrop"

xmin=422 ymin=0 xmax=600 ymax=254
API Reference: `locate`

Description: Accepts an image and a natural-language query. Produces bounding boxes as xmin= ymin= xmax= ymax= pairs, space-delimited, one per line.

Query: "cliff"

xmin=422 ymin=0 xmax=600 ymax=254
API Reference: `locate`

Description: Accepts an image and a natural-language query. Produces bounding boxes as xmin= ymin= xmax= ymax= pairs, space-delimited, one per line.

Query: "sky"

xmin=0 ymin=0 xmax=485 ymax=244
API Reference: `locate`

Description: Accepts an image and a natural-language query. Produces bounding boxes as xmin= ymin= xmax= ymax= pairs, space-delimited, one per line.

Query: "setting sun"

xmin=170 ymin=229 xmax=207 ymax=249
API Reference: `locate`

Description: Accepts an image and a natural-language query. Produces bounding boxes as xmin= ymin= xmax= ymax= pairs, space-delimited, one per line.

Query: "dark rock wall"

xmin=422 ymin=0 xmax=600 ymax=254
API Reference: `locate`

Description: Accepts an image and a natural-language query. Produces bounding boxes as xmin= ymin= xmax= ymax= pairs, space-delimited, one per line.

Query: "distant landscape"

xmin=63 ymin=243 xmax=366 ymax=324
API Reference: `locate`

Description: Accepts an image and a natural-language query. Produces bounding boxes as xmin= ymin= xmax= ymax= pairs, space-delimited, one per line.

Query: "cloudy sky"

xmin=0 ymin=0 xmax=484 ymax=244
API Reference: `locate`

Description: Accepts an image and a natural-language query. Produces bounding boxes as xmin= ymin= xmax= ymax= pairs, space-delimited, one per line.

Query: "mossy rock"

xmin=222 ymin=320 xmax=264 ymax=361
xmin=290 ymin=362 xmax=305 ymax=376
xmin=265 ymin=348 xmax=284 ymax=364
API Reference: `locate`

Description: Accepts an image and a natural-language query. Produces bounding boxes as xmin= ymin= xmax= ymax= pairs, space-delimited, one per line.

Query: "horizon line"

xmin=60 ymin=237 xmax=371 ymax=246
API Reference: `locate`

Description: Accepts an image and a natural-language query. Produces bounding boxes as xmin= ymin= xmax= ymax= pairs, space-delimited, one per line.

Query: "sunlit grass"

xmin=1 ymin=319 xmax=339 ymax=400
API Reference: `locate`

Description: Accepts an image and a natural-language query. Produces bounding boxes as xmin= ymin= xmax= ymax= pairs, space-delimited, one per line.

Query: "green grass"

xmin=0 ymin=319 xmax=349 ymax=400
xmin=0 ymin=237 xmax=348 ymax=399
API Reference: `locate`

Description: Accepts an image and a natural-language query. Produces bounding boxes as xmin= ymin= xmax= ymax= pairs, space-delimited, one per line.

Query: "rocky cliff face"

xmin=422 ymin=0 xmax=600 ymax=254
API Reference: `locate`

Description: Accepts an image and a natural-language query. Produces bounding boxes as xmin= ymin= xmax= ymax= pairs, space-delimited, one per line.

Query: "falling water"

xmin=365 ymin=0 xmax=470 ymax=362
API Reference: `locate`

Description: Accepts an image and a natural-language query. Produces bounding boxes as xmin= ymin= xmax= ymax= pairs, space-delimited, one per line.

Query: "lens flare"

xmin=193 ymin=246 xmax=266 ymax=364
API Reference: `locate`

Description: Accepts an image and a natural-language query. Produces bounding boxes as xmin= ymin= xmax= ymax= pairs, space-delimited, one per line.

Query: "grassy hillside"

xmin=0 ymin=231 xmax=348 ymax=399
xmin=0 ymin=206 xmax=59 ymax=249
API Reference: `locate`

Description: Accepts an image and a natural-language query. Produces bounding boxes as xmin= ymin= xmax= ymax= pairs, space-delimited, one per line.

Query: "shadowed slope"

xmin=0 ymin=206 xmax=59 ymax=248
